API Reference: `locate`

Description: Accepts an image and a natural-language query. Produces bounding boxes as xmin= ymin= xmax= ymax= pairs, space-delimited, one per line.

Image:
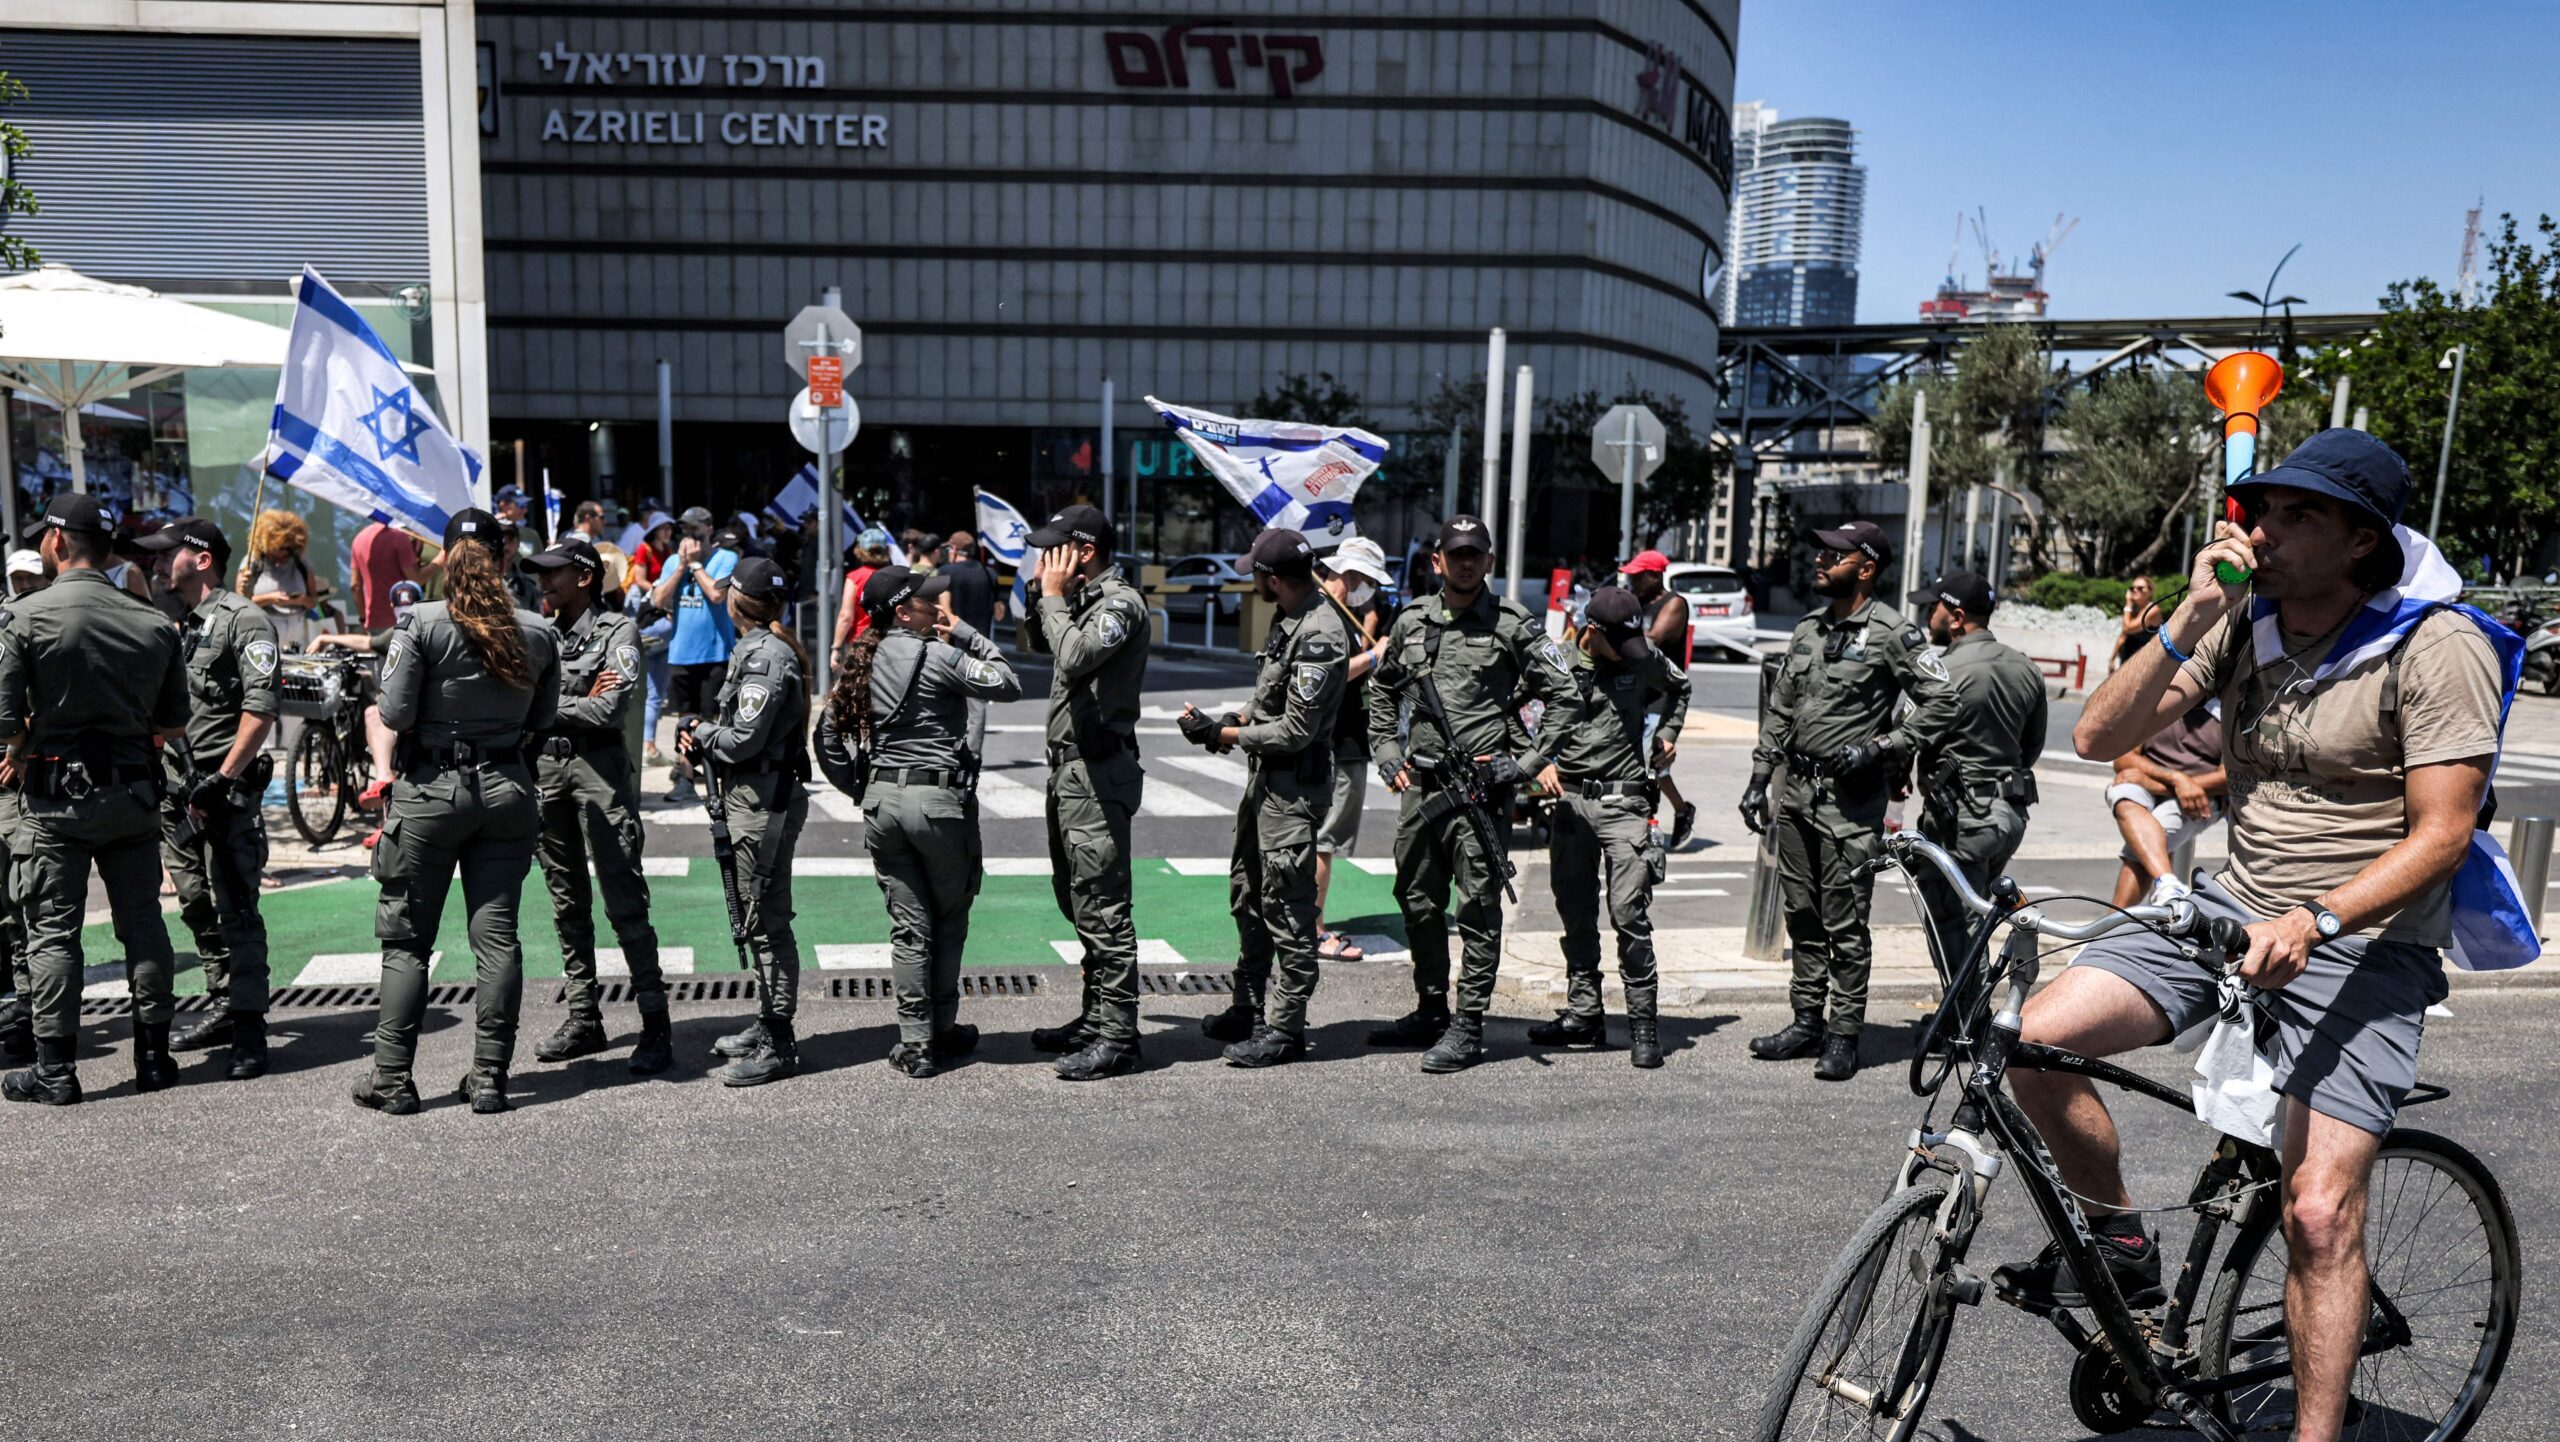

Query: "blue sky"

xmin=1733 ymin=2 xmax=2560 ymax=323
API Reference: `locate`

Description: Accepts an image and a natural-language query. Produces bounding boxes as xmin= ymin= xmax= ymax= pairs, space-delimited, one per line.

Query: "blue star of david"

xmin=1255 ymin=456 xmax=1278 ymax=481
xmin=360 ymin=386 xmax=429 ymax=465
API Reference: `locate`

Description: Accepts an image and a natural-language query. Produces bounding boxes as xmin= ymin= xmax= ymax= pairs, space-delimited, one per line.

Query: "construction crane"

xmin=2030 ymin=213 xmax=2079 ymax=292
xmin=1942 ymin=213 xmax=1967 ymax=290
xmin=2457 ymin=198 xmax=2483 ymax=306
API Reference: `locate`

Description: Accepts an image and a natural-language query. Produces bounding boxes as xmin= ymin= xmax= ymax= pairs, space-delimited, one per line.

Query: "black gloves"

xmin=1830 ymin=739 xmax=1887 ymax=778
xmin=1177 ymin=708 xmax=1222 ymax=748
xmin=1739 ymin=775 xmax=1770 ymax=835
xmin=186 ymin=771 xmax=246 ymax=815
xmin=1479 ymin=755 xmax=1528 ymax=788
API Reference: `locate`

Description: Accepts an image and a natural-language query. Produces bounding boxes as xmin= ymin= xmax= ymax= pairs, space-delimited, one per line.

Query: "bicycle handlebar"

xmin=1875 ymin=830 xmax=2247 ymax=957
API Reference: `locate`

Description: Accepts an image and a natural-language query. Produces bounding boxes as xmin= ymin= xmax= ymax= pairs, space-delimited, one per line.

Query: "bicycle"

xmin=1754 ymin=832 xmax=2518 ymax=1442
xmin=279 ymin=647 xmax=377 ymax=846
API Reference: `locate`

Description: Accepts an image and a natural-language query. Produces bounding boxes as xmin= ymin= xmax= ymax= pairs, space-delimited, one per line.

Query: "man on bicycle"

xmin=2012 ymin=430 xmax=2502 ymax=1442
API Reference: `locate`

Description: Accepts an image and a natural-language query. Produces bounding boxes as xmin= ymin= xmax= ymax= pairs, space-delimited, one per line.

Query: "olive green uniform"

xmin=533 ymin=604 xmax=664 ymax=1024
xmin=1752 ymin=598 xmax=1956 ymax=1036
xmin=1368 ymin=589 xmax=1581 ymax=1017
xmin=1546 ymin=643 xmax=1690 ymax=1023
xmin=160 ymin=588 xmax=280 ymax=1018
xmin=1023 ymin=566 xmax=1151 ymax=1041
xmin=816 ymin=620 xmax=1020 ymax=1047
xmin=692 ymin=628 xmax=810 ymax=1027
xmin=1226 ymin=589 xmax=1348 ymax=1036
xmin=369 ymin=601 xmax=562 ymax=1081
xmin=1910 ymin=628 xmax=2047 ymax=968
xmin=0 ymin=606 xmax=28 ymax=1057
xmin=0 ymin=570 xmax=190 ymax=1058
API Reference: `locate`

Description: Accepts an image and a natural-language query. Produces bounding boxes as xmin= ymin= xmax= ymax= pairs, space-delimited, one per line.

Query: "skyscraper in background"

xmin=1723 ymin=103 xmax=1865 ymax=326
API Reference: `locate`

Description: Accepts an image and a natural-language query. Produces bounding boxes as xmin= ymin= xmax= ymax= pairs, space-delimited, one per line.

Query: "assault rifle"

xmin=1405 ymin=669 xmax=1519 ymax=904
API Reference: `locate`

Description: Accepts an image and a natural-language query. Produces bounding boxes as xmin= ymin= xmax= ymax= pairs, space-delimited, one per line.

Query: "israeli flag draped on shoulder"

xmin=268 ymin=266 xmax=480 ymax=544
xmin=2246 ymin=526 xmax=2539 ymax=970
xmin=1146 ymin=396 xmax=1388 ymax=545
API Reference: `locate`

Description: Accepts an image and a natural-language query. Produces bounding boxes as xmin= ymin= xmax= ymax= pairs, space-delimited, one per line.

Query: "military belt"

xmin=1571 ymin=778 xmax=1655 ymax=800
xmin=414 ymin=741 xmax=525 ymax=768
xmin=871 ymin=766 xmax=968 ymax=789
xmin=1047 ymin=735 xmax=1134 ymax=767
xmin=538 ymin=731 xmax=625 ymax=759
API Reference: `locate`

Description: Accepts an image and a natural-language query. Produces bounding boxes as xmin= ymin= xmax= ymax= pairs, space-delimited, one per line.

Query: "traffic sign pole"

xmin=784 ymin=287 xmax=862 ymax=701
xmin=1617 ymin=409 xmax=1638 ymax=561
xmin=815 ymin=316 xmax=836 ymax=699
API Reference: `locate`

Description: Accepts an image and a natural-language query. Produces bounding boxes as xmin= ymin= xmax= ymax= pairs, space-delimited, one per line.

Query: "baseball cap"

xmin=444 ymin=507 xmax=508 ymax=551
xmin=21 ymin=493 xmax=111 ymax=541
xmin=855 ymin=525 xmax=894 ymax=553
xmin=1026 ymin=503 xmax=1115 ymax=554
xmin=1238 ymin=527 xmax=1316 ymax=579
xmin=495 ymin=484 xmax=530 ymax=507
xmin=860 ymin=564 xmax=951 ymax=616
xmin=1808 ymin=520 xmax=1892 ymax=565
xmin=1321 ymin=536 xmax=1394 ymax=585
xmin=522 ymin=537 xmax=602 ymax=573
xmin=677 ymin=505 xmax=716 ymax=529
xmin=1582 ymin=585 xmax=1655 ymax=661
xmin=1907 ymin=569 xmax=1996 ymax=618
xmin=134 ymin=515 xmax=231 ymax=564
xmin=2235 ymin=428 xmax=2411 ymax=578
xmin=731 ymin=555 xmax=790 ymax=598
xmin=1439 ymin=515 xmax=1494 ymax=554
xmin=1620 ymin=549 xmax=1672 ymax=575
xmin=6 ymin=550 xmax=42 ymax=577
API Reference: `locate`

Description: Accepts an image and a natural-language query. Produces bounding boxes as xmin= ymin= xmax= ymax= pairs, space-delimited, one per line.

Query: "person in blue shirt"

xmin=650 ymin=506 xmax=738 ymax=804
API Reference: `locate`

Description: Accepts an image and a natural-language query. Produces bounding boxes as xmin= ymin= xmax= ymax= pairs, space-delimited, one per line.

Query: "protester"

xmin=2109 ymin=575 xmax=2158 ymax=676
xmin=834 ymin=526 xmax=895 ymax=658
xmin=351 ymin=517 xmax=435 ymax=630
xmin=567 ymin=501 xmax=609 ymax=546
xmin=105 ymin=521 xmax=157 ymax=603
xmin=626 ymin=513 xmax=679 ymax=764
xmin=309 ymin=579 xmax=423 ymax=829
xmin=239 ymin=508 xmax=330 ymax=652
xmin=936 ymin=530 xmax=1003 ymax=634
xmin=616 ymin=497 xmax=666 ymax=556
xmin=652 ymin=507 xmax=739 ymax=803
xmin=2103 ymin=626 xmax=2228 ymax=907
xmin=1312 ymin=537 xmax=1392 ymax=961
xmin=6 ymin=549 xmax=45 ymax=597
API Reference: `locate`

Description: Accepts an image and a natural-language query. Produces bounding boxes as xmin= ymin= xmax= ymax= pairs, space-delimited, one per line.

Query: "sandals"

xmin=1317 ymin=931 xmax=1367 ymax=962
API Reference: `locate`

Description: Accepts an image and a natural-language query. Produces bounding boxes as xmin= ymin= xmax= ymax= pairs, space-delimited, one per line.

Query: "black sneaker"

xmin=1813 ymin=1031 xmax=1861 ymax=1082
xmin=1526 ymin=1011 xmax=1607 ymax=1048
xmin=1993 ymin=1226 xmax=2165 ymax=1310
xmin=1365 ymin=1003 xmax=1452 ymax=1048
xmin=1030 ymin=1017 xmax=1098 ymax=1054
xmin=533 ymin=1016 xmax=609 ymax=1063
xmin=715 ymin=1035 xmax=799 ymax=1087
xmin=1669 ymin=802 xmax=1698 ymax=850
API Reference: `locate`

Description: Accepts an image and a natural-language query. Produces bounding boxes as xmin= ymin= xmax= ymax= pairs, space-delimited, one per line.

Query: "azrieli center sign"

xmin=516 ymin=42 xmax=890 ymax=149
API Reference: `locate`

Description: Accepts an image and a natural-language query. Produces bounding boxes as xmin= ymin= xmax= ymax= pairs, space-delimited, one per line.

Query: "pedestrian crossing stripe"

xmin=1048 ymin=939 xmax=1193 ymax=967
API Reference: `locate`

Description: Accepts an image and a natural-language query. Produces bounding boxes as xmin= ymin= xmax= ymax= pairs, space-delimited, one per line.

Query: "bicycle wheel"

xmin=2198 ymin=1128 xmax=2519 ymax=1441
xmin=287 ymin=725 xmax=345 ymax=846
xmin=1753 ymin=1181 xmax=1960 ymax=1442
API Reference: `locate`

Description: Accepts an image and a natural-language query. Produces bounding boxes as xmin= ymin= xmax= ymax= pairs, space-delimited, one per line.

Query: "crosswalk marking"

xmin=294 ymin=951 xmax=441 ymax=986
xmin=985 ymin=858 xmax=1055 ymax=877
xmin=1157 ymin=752 xmax=1252 ymax=787
xmin=643 ymin=857 xmax=691 ymax=877
xmin=1135 ymin=775 xmax=1232 ymax=817
xmin=598 ymin=947 xmax=696 ymax=976
xmin=793 ymin=857 xmax=874 ymax=877
xmin=972 ymin=771 xmax=1050 ymax=818
xmin=1653 ymin=888 xmax=1731 ymax=898
xmin=1048 ymin=938 xmax=1194 ymax=967
xmin=814 ymin=943 xmax=895 ymax=969
xmin=1165 ymin=857 xmax=1230 ymax=876
xmin=807 ymin=789 xmax=864 ymax=823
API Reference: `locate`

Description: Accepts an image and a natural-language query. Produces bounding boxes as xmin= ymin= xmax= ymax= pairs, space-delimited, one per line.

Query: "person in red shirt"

xmin=832 ymin=525 xmax=896 ymax=662
xmin=351 ymin=520 xmax=437 ymax=630
xmin=1621 ymin=549 xmax=1698 ymax=847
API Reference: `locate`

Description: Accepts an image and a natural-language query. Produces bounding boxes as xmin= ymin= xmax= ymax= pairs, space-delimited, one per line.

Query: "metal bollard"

xmin=1742 ymin=765 xmax=1787 ymax=961
xmin=2509 ymin=816 xmax=2554 ymax=939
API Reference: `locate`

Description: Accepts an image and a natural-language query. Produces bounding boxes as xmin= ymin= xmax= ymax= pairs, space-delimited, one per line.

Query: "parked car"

xmin=1160 ymin=552 xmax=1248 ymax=620
xmin=1664 ymin=563 xmax=1757 ymax=662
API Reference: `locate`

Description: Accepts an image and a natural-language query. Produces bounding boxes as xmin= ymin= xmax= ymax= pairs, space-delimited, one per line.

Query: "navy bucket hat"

xmin=2233 ymin=428 xmax=2411 ymax=579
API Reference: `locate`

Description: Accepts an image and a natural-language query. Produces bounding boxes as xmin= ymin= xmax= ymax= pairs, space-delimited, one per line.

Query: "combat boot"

xmin=0 ymin=994 xmax=33 ymax=1065
xmin=533 ymin=1015 xmax=609 ymax=1063
xmin=1526 ymin=1010 xmax=1608 ymax=1048
xmin=1420 ymin=1013 xmax=1486 ymax=1073
xmin=1629 ymin=1016 xmax=1663 ymax=1070
xmin=3 ymin=1038 xmax=79 ymax=1106
xmin=716 ymin=1018 xmax=799 ymax=1087
xmin=1814 ymin=1031 xmax=1861 ymax=1083
xmin=627 ymin=1012 xmax=673 ymax=1076
xmin=931 ymin=1023 xmax=979 ymax=1061
xmin=1053 ymin=1034 xmax=1142 ymax=1081
xmin=133 ymin=1022 xmax=182 ymax=1093
xmin=170 ymin=1006 xmax=232 ymax=1051
xmin=711 ymin=1020 xmax=769 ymax=1060
xmin=1749 ymin=1008 xmax=1826 ymax=1061
xmin=1365 ymin=998 xmax=1451 ymax=1047
xmin=349 ymin=1066 xmax=420 ymax=1115
xmin=223 ymin=1014 xmax=268 ymax=1081
xmin=457 ymin=1067 xmax=512 ymax=1113
xmin=1030 ymin=1016 xmax=1099 ymax=1054
xmin=1199 ymin=979 xmax=1261 ymax=1043
xmin=1221 ymin=1023 xmax=1306 ymax=1069
xmin=888 ymin=1040 xmax=937 ymax=1079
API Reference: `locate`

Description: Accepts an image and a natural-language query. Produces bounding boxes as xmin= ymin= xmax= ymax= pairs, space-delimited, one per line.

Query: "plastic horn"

xmin=2202 ymin=350 xmax=2285 ymax=585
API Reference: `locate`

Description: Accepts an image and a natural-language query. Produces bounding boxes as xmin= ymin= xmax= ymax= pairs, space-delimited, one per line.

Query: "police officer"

xmin=1526 ymin=586 xmax=1689 ymax=1069
xmin=351 ymin=510 xmax=562 ymax=1116
xmin=1742 ymin=520 xmax=1956 ymax=1081
xmin=521 ymin=536 xmax=673 ymax=1076
xmin=1365 ymin=515 xmax=1579 ymax=1073
xmin=1904 ymin=570 xmax=2047 ymax=972
xmin=0 ymin=494 xmax=190 ymax=1105
xmin=139 ymin=518 xmax=280 ymax=1080
xmin=814 ymin=564 xmax=1021 ymax=1078
xmin=687 ymin=556 xmax=813 ymax=1087
xmin=1183 ymin=528 xmax=1346 ymax=1068
xmin=1019 ymin=504 xmax=1152 ymax=1081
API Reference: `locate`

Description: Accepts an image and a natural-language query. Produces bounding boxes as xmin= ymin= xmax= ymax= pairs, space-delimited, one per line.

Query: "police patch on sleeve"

xmin=1299 ymin=632 xmax=1344 ymax=662
xmin=965 ymin=656 xmax=1002 ymax=686
xmin=736 ymin=683 xmax=771 ymax=725
xmin=1292 ymin=662 xmax=1330 ymax=702
xmin=1538 ymin=638 xmax=1574 ymax=677
xmin=1096 ymin=606 xmax=1129 ymax=649
xmin=613 ymin=644 xmax=640 ymax=678
xmin=1916 ymin=648 xmax=1950 ymax=683
xmin=1903 ymin=625 xmax=1929 ymax=650
xmin=244 ymin=639 xmax=278 ymax=678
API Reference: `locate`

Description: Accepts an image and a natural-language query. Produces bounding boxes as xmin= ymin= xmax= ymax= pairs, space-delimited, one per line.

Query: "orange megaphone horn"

xmin=2204 ymin=350 xmax=2285 ymax=583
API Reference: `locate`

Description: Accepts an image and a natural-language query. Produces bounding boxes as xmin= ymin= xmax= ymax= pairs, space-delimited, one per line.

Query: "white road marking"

xmin=984 ymin=858 xmax=1055 ymax=877
xmin=1156 ymin=752 xmax=1252 ymax=787
xmin=598 ymin=946 xmax=696 ymax=976
xmin=972 ymin=771 xmax=1051 ymax=818
xmin=1652 ymin=888 xmax=1731 ymax=898
xmin=1135 ymin=776 xmax=1232 ymax=817
xmin=1165 ymin=857 xmax=1230 ymax=876
xmin=1048 ymin=939 xmax=1193 ymax=966
xmin=792 ymin=857 xmax=875 ymax=877
xmin=807 ymin=789 xmax=864 ymax=823
xmin=814 ymin=944 xmax=896 ymax=969
xmin=293 ymin=951 xmax=440 ymax=986
xmin=643 ymin=857 xmax=691 ymax=877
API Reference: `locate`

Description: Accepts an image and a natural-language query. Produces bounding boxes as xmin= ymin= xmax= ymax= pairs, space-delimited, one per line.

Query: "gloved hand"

xmin=1177 ymin=707 xmax=1222 ymax=748
xmin=1479 ymin=755 xmax=1528 ymax=788
xmin=1739 ymin=775 xmax=1770 ymax=835
xmin=186 ymin=771 xmax=242 ymax=816
xmin=1830 ymin=739 xmax=1886 ymax=778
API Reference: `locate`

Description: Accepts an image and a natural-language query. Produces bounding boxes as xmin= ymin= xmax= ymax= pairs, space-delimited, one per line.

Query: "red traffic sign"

xmin=808 ymin=355 xmax=844 ymax=407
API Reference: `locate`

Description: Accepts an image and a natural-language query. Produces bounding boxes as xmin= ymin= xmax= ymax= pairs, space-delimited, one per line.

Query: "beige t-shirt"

xmin=2180 ymin=608 xmax=2501 ymax=945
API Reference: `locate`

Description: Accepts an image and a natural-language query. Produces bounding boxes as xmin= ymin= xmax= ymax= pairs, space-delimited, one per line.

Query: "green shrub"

xmin=2009 ymin=573 xmax=2192 ymax=614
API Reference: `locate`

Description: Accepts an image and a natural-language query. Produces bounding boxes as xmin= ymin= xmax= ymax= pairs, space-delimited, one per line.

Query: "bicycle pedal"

xmin=1946 ymin=1268 xmax=1985 ymax=1307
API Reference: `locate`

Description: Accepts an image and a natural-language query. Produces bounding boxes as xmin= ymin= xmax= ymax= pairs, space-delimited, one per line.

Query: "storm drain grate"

xmin=79 ymin=982 xmax=472 ymax=1016
xmin=1138 ymin=970 xmax=1234 ymax=996
xmin=76 ymin=966 xmax=1230 ymax=1016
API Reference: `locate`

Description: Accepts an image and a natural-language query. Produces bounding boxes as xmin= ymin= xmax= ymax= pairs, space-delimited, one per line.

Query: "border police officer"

xmin=140 ymin=517 xmax=281 ymax=1081
xmin=352 ymin=510 xmax=562 ymax=1116
xmin=1526 ymin=585 xmax=1689 ymax=1069
xmin=1185 ymin=528 xmax=1347 ymax=1068
xmin=1905 ymin=570 xmax=2047 ymax=972
xmin=1020 ymin=505 xmax=1153 ymax=1082
xmin=0 ymin=495 xmax=190 ymax=1106
xmin=815 ymin=565 xmax=1021 ymax=1078
xmin=1742 ymin=521 xmax=1956 ymax=1081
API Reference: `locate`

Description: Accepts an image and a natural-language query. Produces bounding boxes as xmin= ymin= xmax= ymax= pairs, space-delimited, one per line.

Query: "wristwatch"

xmin=2303 ymin=901 xmax=2344 ymax=941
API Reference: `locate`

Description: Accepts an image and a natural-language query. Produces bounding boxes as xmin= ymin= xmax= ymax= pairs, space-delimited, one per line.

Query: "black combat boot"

xmin=223 ymin=1013 xmax=268 ymax=1081
xmin=716 ymin=1017 xmax=799 ymax=1087
xmin=711 ymin=1019 xmax=769 ymax=1060
xmin=931 ymin=1023 xmax=979 ymax=1061
xmin=1221 ymin=1023 xmax=1306 ymax=1069
xmin=349 ymin=1066 xmax=419 ymax=1115
xmin=1365 ymin=997 xmax=1452 ymax=1047
xmin=133 ymin=1022 xmax=182 ymax=1093
xmin=170 ymin=1006 xmax=232 ymax=1051
xmin=0 ymin=994 xmax=34 ymax=1066
xmin=533 ymin=1014 xmax=609 ymax=1063
xmin=1526 ymin=1010 xmax=1608 ymax=1048
xmin=456 ymin=1066 xmax=512 ymax=1113
xmin=1200 ymin=975 xmax=1262 ymax=1042
xmin=1053 ymin=1034 xmax=1142 ymax=1081
xmin=1814 ymin=1031 xmax=1861 ymax=1083
xmin=627 ymin=1011 xmax=673 ymax=1076
xmin=1030 ymin=1016 xmax=1099 ymax=1054
xmin=3 ymin=1037 xmax=80 ymax=1106
xmin=1629 ymin=1016 xmax=1664 ymax=1070
xmin=1749 ymin=1008 xmax=1826 ymax=1061
xmin=888 ymin=1039 xmax=938 ymax=1079
xmin=1419 ymin=1013 xmax=1486 ymax=1073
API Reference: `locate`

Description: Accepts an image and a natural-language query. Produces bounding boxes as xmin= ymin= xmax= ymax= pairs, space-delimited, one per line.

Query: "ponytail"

xmin=825 ymin=625 xmax=886 ymax=749
xmin=732 ymin=590 xmax=812 ymax=737
xmin=444 ymin=539 xmax=531 ymax=690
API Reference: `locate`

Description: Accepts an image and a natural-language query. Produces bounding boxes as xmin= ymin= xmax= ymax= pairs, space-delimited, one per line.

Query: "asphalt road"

xmin=7 ymin=967 xmax=2552 ymax=1441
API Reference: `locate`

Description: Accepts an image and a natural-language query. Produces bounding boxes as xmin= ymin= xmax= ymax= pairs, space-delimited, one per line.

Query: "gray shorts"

xmin=2071 ymin=876 xmax=2449 ymax=1136
xmin=1316 ymin=762 xmax=1364 ymax=856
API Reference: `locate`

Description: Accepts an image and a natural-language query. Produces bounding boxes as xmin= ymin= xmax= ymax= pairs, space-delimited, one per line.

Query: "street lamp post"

xmin=2428 ymin=343 xmax=2467 ymax=544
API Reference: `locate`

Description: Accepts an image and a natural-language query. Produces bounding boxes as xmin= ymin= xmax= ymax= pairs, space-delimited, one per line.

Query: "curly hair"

xmin=824 ymin=626 xmax=886 ymax=747
xmin=244 ymin=508 xmax=309 ymax=565
xmin=443 ymin=537 xmax=532 ymax=690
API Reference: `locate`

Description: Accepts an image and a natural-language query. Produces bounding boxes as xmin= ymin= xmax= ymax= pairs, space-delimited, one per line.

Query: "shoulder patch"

xmin=1536 ymin=637 xmax=1574 ymax=677
xmin=243 ymin=638 xmax=278 ymax=678
xmin=1915 ymin=648 xmax=1950 ymax=683
xmin=964 ymin=655 xmax=1003 ymax=686
xmin=735 ymin=683 xmax=771 ymax=725
xmin=1298 ymin=630 xmax=1345 ymax=662
xmin=613 ymin=643 xmax=640 ymax=678
xmin=1902 ymin=625 xmax=1929 ymax=650
xmin=0 ymin=606 xmax=14 ymax=630
xmin=1291 ymin=661 xmax=1332 ymax=702
xmin=742 ymin=654 xmax=769 ymax=674
xmin=1096 ymin=606 xmax=1129 ymax=649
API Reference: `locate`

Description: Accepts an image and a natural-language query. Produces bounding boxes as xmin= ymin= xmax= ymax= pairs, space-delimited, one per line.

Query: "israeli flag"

xmin=268 ymin=267 xmax=480 ymax=544
xmin=1146 ymin=396 xmax=1388 ymax=545
xmin=974 ymin=488 xmax=1034 ymax=567
xmin=770 ymin=464 xmax=862 ymax=534
xmin=2244 ymin=526 xmax=2539 ymax=970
